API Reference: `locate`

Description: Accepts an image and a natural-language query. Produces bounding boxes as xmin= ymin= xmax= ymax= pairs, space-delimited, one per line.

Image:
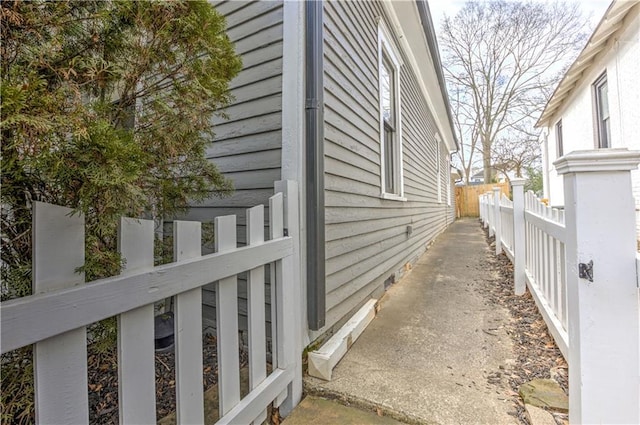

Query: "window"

xmin=593 ymin=72 xmax=610 ymax=148
xmin=555 ymin=119 xmax=563 ymax=157
xmin=436 ymin=136 xmax=442 ymax=203
xmin=378 ymin=24 xmax=404 ymax=199
xmin=446 ymin=156 xmax=451 ymax=207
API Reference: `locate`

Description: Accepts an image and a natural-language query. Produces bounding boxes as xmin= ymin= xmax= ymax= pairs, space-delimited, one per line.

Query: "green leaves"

xmin=2 ymin=0 xmax=240 ymax=283
xmin=2 ymin=1 xmax=240 ymax=420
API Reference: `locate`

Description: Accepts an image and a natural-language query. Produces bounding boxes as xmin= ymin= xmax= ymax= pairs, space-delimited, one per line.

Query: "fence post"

xmin=493 ymin=187 xmax=502 ymax=255
xmin=488 ymin=192 xmax=494 ymax=236
xmin=274 ymin=180 xmax=302 ymax=416
xmin=555 ymin=149 xmax=640 ymax=424
xmin=511 ymin=179 xmax=526 ymax=295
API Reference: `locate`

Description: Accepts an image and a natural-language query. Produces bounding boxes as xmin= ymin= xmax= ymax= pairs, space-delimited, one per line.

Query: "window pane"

xmin=599 ymin=81 xmax=609 ymax=119
xmin=556 ymin=120 xmax=563 ymax=157
xmin=595 ymin=74 xmax=610 ymax=148
xmin=602 ymin=117 xmax=611 ymax=148
xmin=384 ymin=127 xmax=395 ymax=193
xmin=381 ymin=56 xmax=394 ymax=126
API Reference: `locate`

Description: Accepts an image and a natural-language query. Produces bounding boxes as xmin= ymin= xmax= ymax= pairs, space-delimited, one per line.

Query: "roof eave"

xmin=536 ymin=0 xmax=638 ymax=128
xmin=416 ymin=0 xmax=460 ymax=152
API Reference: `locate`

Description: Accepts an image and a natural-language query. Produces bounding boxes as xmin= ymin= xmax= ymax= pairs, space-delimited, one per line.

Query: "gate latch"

xmin=579 ymin=260 xmax=594 ymax=282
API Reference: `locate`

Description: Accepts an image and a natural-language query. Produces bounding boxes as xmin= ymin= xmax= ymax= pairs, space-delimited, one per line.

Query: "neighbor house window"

xmin=555 ymin=119 xmax=563 ymax=157
xmin=378 ymin=23 xmax=403 ymax=199
xmin=593 ymin=72 xmax=610 ymax=148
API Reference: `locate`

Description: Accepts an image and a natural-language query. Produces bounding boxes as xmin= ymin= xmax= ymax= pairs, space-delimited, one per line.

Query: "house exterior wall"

xmin=186 ymin=0 xmax=285 ymax=332
xmin=318 ymin=0 xmax=455 ymax=339
xmin=186 ymin=0 xmax=456 ymax=344
xmin=542 ymin=8 xmax=640 ymax=234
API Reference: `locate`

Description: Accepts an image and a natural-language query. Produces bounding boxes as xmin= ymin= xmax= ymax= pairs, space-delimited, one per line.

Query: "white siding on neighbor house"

xmin=186 ymin=0 xmax=284 ymax=333
xmin=318 ymin=0 xmax=455 ymax=339
xmin=543 ymin=8 xmax=640 ymax=235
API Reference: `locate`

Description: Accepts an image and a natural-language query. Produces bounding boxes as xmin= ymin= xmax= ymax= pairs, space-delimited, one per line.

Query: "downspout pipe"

xmin=305 ymin=0 xmax=325 ymax=330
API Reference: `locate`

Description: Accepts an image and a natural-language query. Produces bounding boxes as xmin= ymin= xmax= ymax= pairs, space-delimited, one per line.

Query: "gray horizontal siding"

xmin=188 ymin=0 xmax=283 ymax=228
xmin=186 ymin=0 xmax=284 ymax=334
xmin=318 ymin=0 xmax=454 ymax=340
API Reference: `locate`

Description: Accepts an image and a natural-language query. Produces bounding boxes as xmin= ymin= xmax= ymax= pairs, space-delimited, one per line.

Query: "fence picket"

xmin=543 ymin=207 xmax=551 ymax=303
xmin=2 ymin=180 xmax=302 ymax=425
xmin=215 ymin=215 xmax=241 ymax=416
xmin=551 ymin=210 xmax=561 ymax=315
xmin=560 ymin=243 xmax=567 ymax=329
xmin=512 ymin=180 xmax=526 ymax=295
xmin=174 ymin=221 xmax=205 ymax=424
xmin=117 ymin=218 xmax=156 ymax=424
xmin=269 ymin=193 xmax=288 ymax=407
xmin=246 ymin=205 xmax=268 ymax=425
xmin=536 ymin=202 xmax=543 ymax=292
xmin=32 ymin=202 xmax=88 ymax=425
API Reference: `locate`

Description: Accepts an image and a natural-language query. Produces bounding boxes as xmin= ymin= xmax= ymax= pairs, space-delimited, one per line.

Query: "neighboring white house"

xmin=537 ymin=0 xmax=640 ymax=233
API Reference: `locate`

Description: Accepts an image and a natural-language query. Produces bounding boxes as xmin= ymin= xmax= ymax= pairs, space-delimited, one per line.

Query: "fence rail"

xmin=478 ymin=149 xmax=640 ymax=425
xmin=0 ymin=180 xmax=302 ymax=425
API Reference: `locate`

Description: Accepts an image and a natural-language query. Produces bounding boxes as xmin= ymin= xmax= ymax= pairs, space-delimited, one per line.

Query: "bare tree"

xmin=440 ymin=1 xmax=589 ymax=184
xmin=491 ymin=133 xmax=541 ymax=183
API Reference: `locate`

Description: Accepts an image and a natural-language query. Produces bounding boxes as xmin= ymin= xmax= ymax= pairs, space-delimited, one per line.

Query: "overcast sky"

xmin=428 ymin=0 xmax=613 ymax=35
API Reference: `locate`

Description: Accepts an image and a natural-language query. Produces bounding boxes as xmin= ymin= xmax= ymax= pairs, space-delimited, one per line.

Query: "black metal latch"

xmin=579 ymin=260 xmax=594 ymax=282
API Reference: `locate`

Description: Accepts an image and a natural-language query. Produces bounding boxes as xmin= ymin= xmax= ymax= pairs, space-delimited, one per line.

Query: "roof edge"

xmin=416 ymin=0 xmax=460 ymax=152
xmin=536 ymin=0 xmax=639 ymax=128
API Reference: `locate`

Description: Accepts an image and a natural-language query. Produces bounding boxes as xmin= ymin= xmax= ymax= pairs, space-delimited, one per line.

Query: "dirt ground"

xmin=87 ymin=334 xmax=248 ymax=424
xmin=482 ymin=230 xmax=569 ymax=425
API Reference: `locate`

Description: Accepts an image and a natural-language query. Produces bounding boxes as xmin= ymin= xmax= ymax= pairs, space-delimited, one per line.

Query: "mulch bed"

xmin=482 ymin=228 xmax=569 ymax=425
xmin=88 ymin=334 xmax=248 ymax=424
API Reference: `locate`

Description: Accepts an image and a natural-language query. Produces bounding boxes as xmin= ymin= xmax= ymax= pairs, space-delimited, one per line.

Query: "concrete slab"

xmin=305 ymin=219 xmax=518 ymax=424
xmin=283 ymin=396 xmax=403 ymax=425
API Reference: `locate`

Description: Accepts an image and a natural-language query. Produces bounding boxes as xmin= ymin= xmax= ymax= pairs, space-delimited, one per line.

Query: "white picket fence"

xmin=0 ymin=180 xmax=302 ymax=424
xmin=478 ymin=149 xmax=640 ymax=424
xmin=481 ymin=187 xmax=569 ymax=357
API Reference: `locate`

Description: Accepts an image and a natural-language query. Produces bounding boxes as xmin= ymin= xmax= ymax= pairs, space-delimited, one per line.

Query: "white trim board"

xmin=307 ymin=299 xmax=377 ymax=381
xmin=281 ymin=0 xmax=309 ymax=350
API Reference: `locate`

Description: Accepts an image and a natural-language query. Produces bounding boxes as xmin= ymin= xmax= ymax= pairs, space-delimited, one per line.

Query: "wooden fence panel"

xmin=455 ymin=182 xmax=510 ymax=217
xmin=1 ymin=181 xmax=301 ymax=425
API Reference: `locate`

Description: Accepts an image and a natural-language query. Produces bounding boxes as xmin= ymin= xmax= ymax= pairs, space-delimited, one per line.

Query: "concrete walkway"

xmin=298 ymin=219 xmax=518 ymax=424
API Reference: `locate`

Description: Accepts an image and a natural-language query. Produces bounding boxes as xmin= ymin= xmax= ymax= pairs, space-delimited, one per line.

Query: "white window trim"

xmin=593 ymin=71 xmax=610 ymax=149
xmin=436 ymin=134 xmax=442 ymax=203
xmin=378 ymin=21 xmax=405 ymax=202
xmin=446 ymin=156 xmax=452 ymax=207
